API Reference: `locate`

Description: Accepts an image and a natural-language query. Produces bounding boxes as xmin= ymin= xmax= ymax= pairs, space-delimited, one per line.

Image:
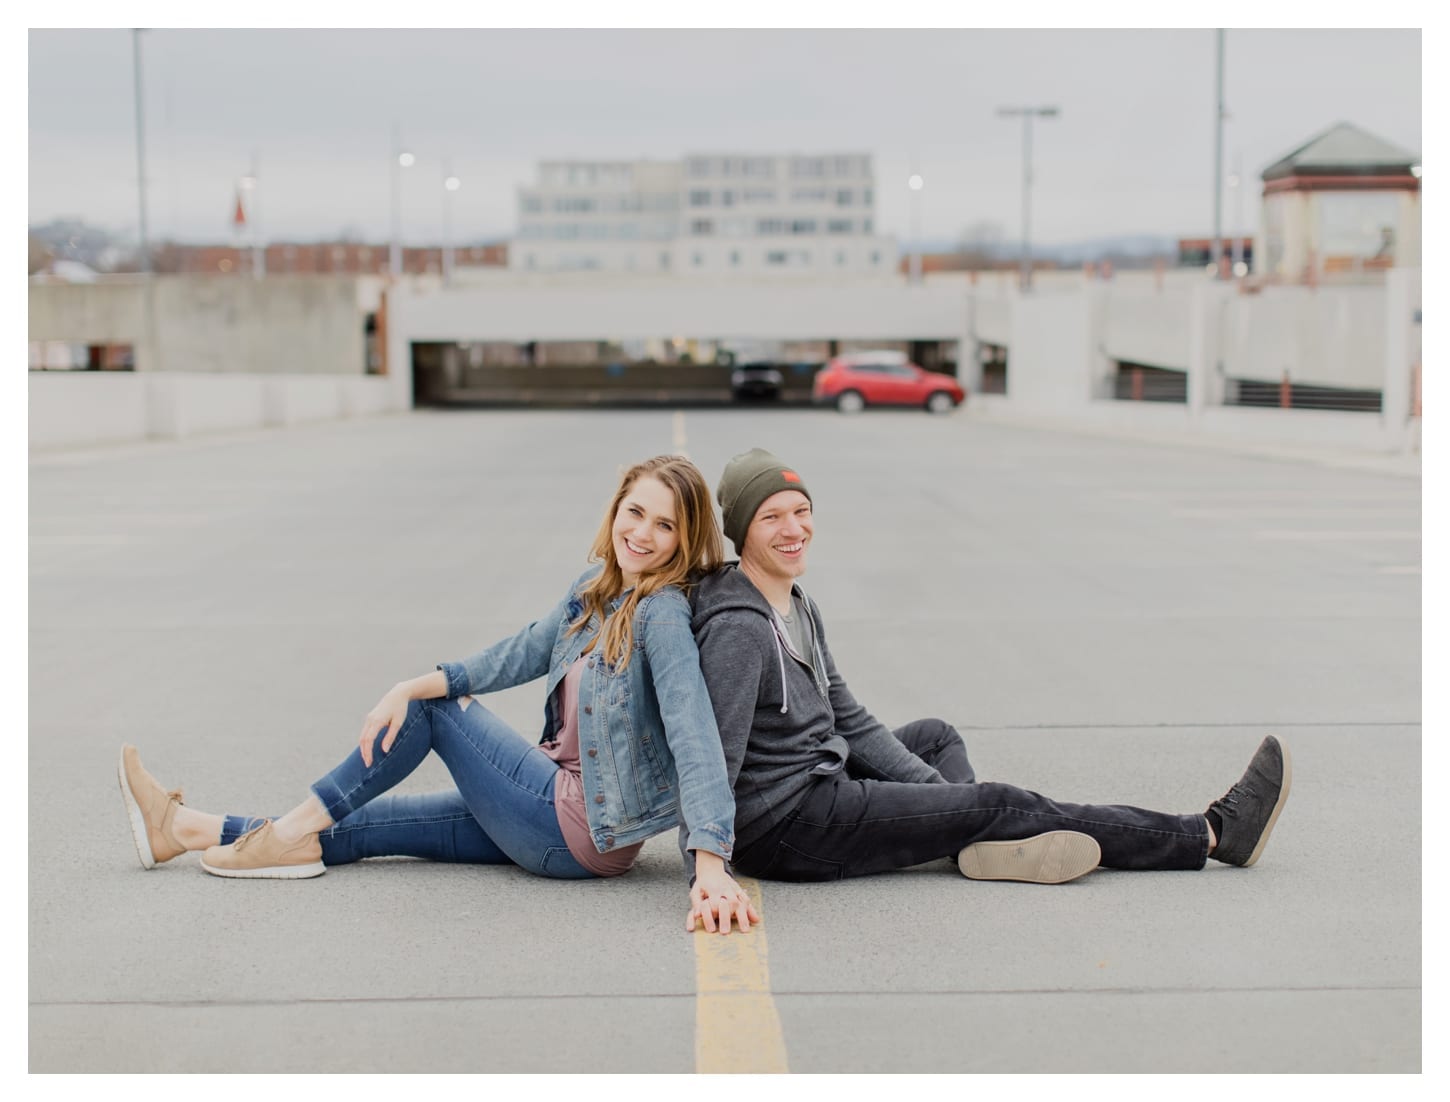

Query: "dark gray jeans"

xmin=733 ymin=718 xmax=1208 ymax=881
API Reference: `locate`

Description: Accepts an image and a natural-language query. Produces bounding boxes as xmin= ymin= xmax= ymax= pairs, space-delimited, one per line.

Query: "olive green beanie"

xmin=717 ymin=448 xmax=812 ymax=554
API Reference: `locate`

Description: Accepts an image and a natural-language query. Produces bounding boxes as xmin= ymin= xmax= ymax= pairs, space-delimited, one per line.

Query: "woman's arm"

xmin=358 ymin=670 xmax=449 ymax=766
xmin=435 ymin=585 xmax=580 ymax=700
xmin=640 ymin=593 xmax=737 ymax=861
xmin=640 ymin=593 xmax=759 ymax=933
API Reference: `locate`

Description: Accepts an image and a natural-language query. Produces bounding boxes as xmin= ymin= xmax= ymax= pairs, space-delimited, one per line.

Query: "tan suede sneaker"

xmin=117 ymin=744 xmax=187 ymax=869
xmin=201 ymin=821 xmax=325 ymax=879
xmin=958 ymin=830 xmax=1101 ymax=884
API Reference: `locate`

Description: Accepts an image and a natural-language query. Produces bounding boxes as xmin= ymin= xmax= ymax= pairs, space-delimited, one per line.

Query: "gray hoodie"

xmin=691 ymin=564 xmax=944 ymax=850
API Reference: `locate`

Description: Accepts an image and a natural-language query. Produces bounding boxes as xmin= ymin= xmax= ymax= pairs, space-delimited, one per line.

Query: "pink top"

xmin=540 ymin=657 xmax=645 ymax=877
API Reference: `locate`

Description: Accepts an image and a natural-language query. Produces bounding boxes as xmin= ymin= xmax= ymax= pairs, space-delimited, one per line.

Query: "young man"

xmin=690 ymin=448 xmax=1290 ymax=884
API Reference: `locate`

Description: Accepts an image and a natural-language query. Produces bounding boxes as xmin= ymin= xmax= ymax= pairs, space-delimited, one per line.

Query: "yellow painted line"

xmin=693 ymin=876 xmax=789 ymax=1073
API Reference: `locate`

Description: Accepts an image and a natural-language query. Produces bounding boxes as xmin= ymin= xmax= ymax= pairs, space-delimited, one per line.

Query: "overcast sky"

xmin=28 ymin=27 xmax=1422 ymax=248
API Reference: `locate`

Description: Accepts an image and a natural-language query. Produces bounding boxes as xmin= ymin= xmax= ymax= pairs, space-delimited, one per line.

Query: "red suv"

xmin=812 ymin=352 xmax=966 ymax=414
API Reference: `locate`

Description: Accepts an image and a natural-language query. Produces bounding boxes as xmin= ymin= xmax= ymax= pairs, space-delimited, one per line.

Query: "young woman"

xmin=118 ymin=455 xmax=759 ymax=935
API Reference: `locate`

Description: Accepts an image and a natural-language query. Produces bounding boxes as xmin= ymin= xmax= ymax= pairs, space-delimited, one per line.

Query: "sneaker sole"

xmin=1241 ymin=740 xmax=1293 ymax=868
xmin=199 ymin=858 xmax=326 ymax=880
xmin=958 ymin=831 xmax=1101 ymax=884
xmin=117 ymin=747 xmax=157 ymax=870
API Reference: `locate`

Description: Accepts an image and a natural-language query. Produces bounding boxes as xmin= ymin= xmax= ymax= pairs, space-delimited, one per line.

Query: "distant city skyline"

xmin=28 ymin=28 xmax=1421 ymax=248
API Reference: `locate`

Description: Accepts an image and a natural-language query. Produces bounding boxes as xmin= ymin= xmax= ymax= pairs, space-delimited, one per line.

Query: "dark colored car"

xmin=731 ymin=362 xmax=784 ymax=400
xmin=812 ymin=353 xmax=966 ymax=414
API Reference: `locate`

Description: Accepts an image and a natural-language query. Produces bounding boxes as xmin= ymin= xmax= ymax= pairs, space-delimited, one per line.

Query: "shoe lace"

xmin=1211 ymin=782 xmax=1257 ymax=820
xmin=234 ymin=821 xmax=272 ymax=851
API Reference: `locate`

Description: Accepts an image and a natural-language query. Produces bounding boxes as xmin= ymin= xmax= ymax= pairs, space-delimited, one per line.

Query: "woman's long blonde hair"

xmin=569 ymin=455 xmax=723 ymax=670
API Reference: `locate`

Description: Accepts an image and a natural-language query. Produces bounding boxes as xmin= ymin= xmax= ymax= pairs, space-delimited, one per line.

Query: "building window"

xmin=790 ymin=219 xmax=816 ymax=235
xmin=744 ymin=188 xmax=776 ymax=203
xmin=756 ymin=218 xmax=786 ymax=235
xmin=836 ymin=189 xmax=853 ymax=206
xmin=863 ymin=219 xmax=873 ymax=234
xmin=864 ymin=188 xmax=874 ymax=207
xmin=690 ymin=219 xmax=713 ymax=235
xmin=870 ymin=251 xmax=880 ymax=265
xmin=791 ymin=188 xmax=829 ymax=203
xmin=689 ymin=189 xmax=712 ymax=207
xmin=836 ymin=251 xmax=846 ymax=266
xmin=720 ymin=190 xmax=735 ymax=207
xmin=827 ymin=219 xmax=853 ymax=234
xmin=660 ymin=252 xmax=670 ymax=269
xmin=693 ymin=253 xmax=703 ymax=266
xmin=730 ymin=251 xmax=741 ymax=266
xmin=521 ymin=196 xmax=542 ymax=213
xmin=766 ymin=251 xmax=788 ymax=266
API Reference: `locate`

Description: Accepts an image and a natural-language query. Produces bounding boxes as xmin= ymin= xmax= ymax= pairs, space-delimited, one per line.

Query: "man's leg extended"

xmin=732 ymin=775 xmax=1208 ymax=882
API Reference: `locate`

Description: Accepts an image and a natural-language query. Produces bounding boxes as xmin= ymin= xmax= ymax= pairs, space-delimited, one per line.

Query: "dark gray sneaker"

xmin=1208 ymin=736 xmax=1292 ymax=867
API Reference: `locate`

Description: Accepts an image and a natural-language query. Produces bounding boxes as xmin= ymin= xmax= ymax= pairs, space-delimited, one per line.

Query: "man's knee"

xmin=894 ymin=717 xmax=958 ymax=751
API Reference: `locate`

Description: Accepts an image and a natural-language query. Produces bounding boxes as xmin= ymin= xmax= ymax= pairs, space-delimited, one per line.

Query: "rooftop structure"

xmin=1257 ymin=122 xmax=1421 ymax=281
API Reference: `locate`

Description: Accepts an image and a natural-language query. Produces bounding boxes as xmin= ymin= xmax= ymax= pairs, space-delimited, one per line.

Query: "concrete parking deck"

xmin=29 ymin=408 xmax=1421 ymax=1073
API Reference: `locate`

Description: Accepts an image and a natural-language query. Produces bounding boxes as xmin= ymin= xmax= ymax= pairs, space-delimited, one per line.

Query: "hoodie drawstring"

xmin=771 ymin=624 xmax=790 ymax=714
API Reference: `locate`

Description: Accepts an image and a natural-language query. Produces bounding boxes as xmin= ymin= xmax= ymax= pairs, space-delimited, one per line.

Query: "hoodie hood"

xmin=691 ymin=562 xmax=776 ymax=626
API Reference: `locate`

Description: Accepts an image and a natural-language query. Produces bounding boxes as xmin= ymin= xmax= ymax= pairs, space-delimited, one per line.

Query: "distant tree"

xmin=28 ymin=234 xmax=52 ymax=275
xmin=952 ymin=220 xmax=1009 ymax=270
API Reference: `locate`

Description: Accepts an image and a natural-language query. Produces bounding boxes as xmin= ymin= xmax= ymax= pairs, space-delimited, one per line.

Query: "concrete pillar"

xmin=385 ymin=281 xmax=414 ymax=411
xmin=1186 ymin=283 xmax=1211 ymax=417
xmin=961 ymin=292 xmax=982 ymax=394
xmin=1084 ymin=281 xmax=1113 ymax=399
xmin=1380 ymin=267 xmax=1420 ymax=446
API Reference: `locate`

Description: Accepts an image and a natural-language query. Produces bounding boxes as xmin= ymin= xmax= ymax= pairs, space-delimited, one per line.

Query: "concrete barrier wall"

xmin=397 ymin=280 xmax=971 ymax=342
xmin=28 ymin=372 xmax=403 ymax=451
xmin=29 ymin=275 xmax=368 ymax=375
xmin=1220 ymin=285 xmax=1385 ymax=388
xmin=29 ymin=373 xmax=151 ymax=450
xmin=970 ymin=394 xmax=1411 ymax=455
xmin=1101 ymin=288 xmax=1194 ymax=370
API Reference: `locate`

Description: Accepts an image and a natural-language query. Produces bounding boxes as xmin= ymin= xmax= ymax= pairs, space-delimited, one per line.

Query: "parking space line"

xmin=694 ymin=876 xmax=789 ymax=1073
xmin=1253 ymin=530 xmax=1419 ymax=540
xmin=673 ymin=410 xmax=688 ymax=455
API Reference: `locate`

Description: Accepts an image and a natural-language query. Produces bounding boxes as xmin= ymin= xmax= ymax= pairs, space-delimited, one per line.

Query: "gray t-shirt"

xmin=776 ymin=595 xmax=840 ymax=776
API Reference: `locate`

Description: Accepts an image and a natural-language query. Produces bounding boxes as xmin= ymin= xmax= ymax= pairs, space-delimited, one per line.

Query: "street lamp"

xmin=1227 ymin=153 xmax=1247 ymax=277
xmin=131 ymin=29 xmax=151 ymax=275
xmin=390 ymin=124 xmax=414 ymax=277
xmin=997 ymin=105 xmax=1059 ymax=292
xmin=442 ymin=168 xmax=461 ymax=286
xmin=238 ymin=164 xmax=262 ymax=279
xmin=907 ymin=171 xmax=925 ymax=283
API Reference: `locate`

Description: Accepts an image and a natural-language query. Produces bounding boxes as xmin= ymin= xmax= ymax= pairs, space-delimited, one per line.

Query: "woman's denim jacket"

xmin=436 ymin=567 xmax=735 ymax=861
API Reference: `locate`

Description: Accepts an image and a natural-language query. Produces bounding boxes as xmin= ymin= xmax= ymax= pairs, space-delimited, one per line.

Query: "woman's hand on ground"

xmin=359 ymin=685 xmax=411 ymax=766
xmin=687 ymin=862 xmax=760 ymax=935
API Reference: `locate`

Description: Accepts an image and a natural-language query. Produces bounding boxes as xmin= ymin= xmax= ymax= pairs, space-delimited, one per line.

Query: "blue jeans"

xmin=223 ymin=697 xmax=593 ymax=879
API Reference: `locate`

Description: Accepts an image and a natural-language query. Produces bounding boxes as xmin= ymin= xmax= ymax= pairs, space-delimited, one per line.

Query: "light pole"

xmin=442 ymin=166 xmax=461 ymax=286
xmin=239 ymin=160 xmax=261 ymax=279
xmin=907 ymin=171 xmax=924 ymax=283
xmin=1212 ymin=29 xmax=1226 ymax=279
xmin=131 ymin=29 xmax=151 ymax=274
xmin=1228 ymin=152 xmax=1245 ymax=276
xmin=997 ymin=105 xmax=1059 ymax=292
xmin=390 ymin=125 xmax=414 ymax=277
